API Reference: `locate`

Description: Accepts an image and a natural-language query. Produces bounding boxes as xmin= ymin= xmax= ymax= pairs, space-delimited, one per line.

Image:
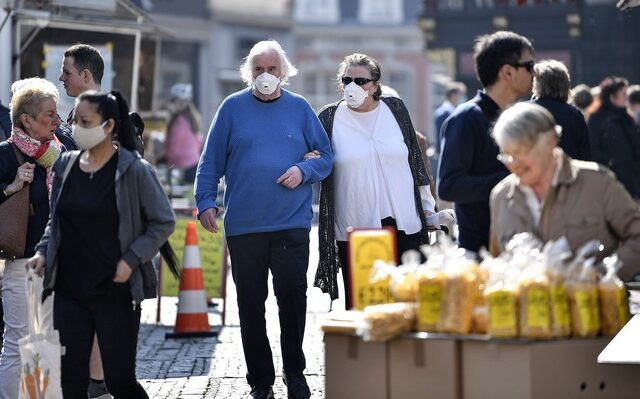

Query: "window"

xmin=358 ymin=0 xmax=404 ymax=24
xmin=294 ymin=0 xmax=340 ymax=23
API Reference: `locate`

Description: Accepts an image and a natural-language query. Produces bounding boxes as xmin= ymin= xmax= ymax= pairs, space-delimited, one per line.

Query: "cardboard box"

xmin=462 ymin=338 xmax=640 ymax=399
xmin=324 ymin=333 xmax=388 ymax=399
xmin=389 ymin=334 xmax=461 ymax=399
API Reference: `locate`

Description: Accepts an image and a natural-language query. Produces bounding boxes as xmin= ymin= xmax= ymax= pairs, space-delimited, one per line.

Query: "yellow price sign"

xmin=162 ymin=217 xmax=226 ymax=299
xmin=348 ymin=228 xmax=396 ymax=311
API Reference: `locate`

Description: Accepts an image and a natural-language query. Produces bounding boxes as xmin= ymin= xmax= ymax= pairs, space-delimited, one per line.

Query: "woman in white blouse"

xmin=314 ymin=53 xmax=436 ymax=308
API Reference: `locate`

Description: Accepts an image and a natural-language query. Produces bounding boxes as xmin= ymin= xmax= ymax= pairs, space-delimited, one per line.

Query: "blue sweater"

xmin=195 ymin=88 xmax=333 ymax=237
xmin=437 ymin=91 xmax=509 ymax=253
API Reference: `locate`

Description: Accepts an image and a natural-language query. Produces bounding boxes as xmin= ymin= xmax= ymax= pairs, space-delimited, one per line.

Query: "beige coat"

xmin=490 ymin=151 xmax=640 ymax=281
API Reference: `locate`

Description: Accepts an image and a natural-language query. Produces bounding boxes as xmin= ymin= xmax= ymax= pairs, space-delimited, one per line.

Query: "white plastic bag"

xmin=18 ymin=269 xmax=63 ymax=399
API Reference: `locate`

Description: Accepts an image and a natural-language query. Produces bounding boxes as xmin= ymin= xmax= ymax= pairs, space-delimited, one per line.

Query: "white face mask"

xmin=343 ymin=82 xmax=369 ymax=108
xmin=72 ymin=121 xmax=108 ymax=150
xmin=254 ymin=72 xmax=281 ymax=95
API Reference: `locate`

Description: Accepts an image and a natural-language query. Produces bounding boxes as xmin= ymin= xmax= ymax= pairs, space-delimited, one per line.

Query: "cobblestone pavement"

xmin=137 ymin=226 xmax=342 ymax=398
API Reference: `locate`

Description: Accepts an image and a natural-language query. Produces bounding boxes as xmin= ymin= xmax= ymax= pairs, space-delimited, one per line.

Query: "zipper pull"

xmin=132 ymin=300 xmax=137 ymax=311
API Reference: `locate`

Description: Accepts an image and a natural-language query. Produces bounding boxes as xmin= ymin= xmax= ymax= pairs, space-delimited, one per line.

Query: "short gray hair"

xmin=239 ymin=40 xmax=298 ymax=86
xmin=10 ymin=77 xmax=59 ymax=129
xmin=493 ymin=102 xmax=561 ymax=150
xmin=533 ymin=60 xmax=571 ymax=102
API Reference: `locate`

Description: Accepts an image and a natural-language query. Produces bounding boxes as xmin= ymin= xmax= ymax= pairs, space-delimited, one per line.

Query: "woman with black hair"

xmin=588 ymin=76 xmax=640 ymax=199
xmin=26 ymin=90 xmax=179 ymax=398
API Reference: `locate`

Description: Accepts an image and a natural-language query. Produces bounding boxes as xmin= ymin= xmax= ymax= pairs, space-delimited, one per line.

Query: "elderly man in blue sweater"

xmin=195 ymin=40 xmax=333 ymax=399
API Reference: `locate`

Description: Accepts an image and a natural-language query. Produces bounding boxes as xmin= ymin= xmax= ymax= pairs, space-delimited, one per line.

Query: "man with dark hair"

xmin=0 ymin=102 xmax=10 ymax=141
xmin=628 ymin=85 xmax=640 ymax=127
xmin=60 ymin=44 xmax=104 ymax=100
xmin=437 ymin=31 xmax=534 ymax=253
xmin=434 ymin=81 xmax=467 ymax=152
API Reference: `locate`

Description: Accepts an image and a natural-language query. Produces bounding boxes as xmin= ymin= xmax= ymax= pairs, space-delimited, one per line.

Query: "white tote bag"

xmin=18 ymin=269 xmax=63 ymax=399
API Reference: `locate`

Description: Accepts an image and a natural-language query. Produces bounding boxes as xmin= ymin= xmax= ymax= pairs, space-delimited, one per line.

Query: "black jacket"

xmin=588 ymin=105 xmax=640 ymax=198
xmin=437 ymin=91 xmax=509 ymax=253
xmin=531 ymin=98 xmax=591 ymax=161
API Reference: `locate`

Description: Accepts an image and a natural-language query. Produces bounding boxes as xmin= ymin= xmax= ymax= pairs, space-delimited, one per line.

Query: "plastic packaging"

xmin=518 ymin=262 xmax=552 ymax=339
xmin=415 ymin=251 xmax=446 ymax=332
xmin=566 ymin=243 xmax=602 ymax=337
xmin=359 ymin=302 xmax=417 ymax=342
xmin=543 ymin=238 xmax=572 ymax=338
xmin=598 ymin=255 xmax=631 ymax=336
xmin=484 ymin=258 xmax=518 ymax=338
xmin=439 ymin=250 xmax=480 ymax=334
xmin=391 ymin=250 xmax=421 ymax=302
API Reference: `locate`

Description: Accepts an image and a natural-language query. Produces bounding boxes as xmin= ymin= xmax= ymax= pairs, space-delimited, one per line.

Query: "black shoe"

xmin=247 ymin=385 xmax=274 ymax=399
xmin=283 ymin=373 xmax=311 ymax=399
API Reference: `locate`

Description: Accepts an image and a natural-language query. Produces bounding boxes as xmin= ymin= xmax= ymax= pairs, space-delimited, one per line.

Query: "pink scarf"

xmin=9 ymin=127 xmax=62 ymax=193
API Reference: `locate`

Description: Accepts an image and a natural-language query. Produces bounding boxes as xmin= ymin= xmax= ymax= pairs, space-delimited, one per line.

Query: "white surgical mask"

xmin=254 ymin=72 xmax=281 ymax=95
xmin=72 ymin=121 xmax=108 ymax=150
xmin=343 ymin=82 xmax=369 ymax=108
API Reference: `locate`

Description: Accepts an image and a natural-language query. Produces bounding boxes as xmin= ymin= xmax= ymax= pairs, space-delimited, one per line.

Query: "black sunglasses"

xmin=510 ymin=60 xmax=535 ymax=73
xmin=341 ymin=76 xmax=376 ymax=86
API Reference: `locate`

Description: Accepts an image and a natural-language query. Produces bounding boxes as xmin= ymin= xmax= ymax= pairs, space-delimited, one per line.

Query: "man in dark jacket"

xmin=589 ymin=76 xmax=640 ymax=199
xmin=530 ymin=59 xmax=591 ymax=161
xmin=0 ymin=103 xmax=10 ymax=141
xmin=434 ymin=81 xmax=466 ymax=153
xmin=438 ymin=31 xmax=534 ymax=253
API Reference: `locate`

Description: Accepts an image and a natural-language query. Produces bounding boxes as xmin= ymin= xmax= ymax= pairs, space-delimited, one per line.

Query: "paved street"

xmin=137 ymin=226 xmax=338 ymax=398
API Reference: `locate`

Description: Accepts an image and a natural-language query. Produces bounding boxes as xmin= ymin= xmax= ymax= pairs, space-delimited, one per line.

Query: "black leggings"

xmin=54 ymin=282 xmax=148 ymax=399
xmin=336 ymin=217 xmax=422 ymax=309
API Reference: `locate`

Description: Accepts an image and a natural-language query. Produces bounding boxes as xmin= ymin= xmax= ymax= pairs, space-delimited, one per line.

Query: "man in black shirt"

xmin=438 ymin=31 xmax=535 ymax=253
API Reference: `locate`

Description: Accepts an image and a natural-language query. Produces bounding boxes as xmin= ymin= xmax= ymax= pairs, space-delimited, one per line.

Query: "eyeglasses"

xmin=341 ymin=76 xmax=376 ymax=86
xmin=510 ymin=60 xmax=535 ymax=73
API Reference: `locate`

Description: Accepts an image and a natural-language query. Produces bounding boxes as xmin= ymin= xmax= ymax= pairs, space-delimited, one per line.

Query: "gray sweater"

xmin=37 ymin=147 xmax=175 ymax=304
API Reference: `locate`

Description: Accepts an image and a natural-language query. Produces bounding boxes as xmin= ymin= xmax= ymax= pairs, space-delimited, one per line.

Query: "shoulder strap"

xmin=60 ymin=151 xmax=80 ymax=186
xmin=10 ymin=142 xmax=27 ymax=165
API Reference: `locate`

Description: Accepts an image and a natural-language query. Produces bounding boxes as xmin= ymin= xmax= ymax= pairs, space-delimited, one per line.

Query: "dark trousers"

xmin=337 ymin=217 xmax=422 ymax=309
xmin=226 ymin=229 xmax=309 ymax=388
xmin=54 ymin=282 xmax=148 ymax=399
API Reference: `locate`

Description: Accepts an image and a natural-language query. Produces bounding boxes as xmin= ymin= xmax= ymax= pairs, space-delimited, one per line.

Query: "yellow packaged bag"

xmin=519 ymin=273 xmax=552 ymax=339
xmin=365 ymin=260 xmax=395 ymax=307
xmin=484 ymin=259 xmax=519 ymax=338
xmin=439 ymin=250 xmax=479 ymax=334
xmin=598 ymin=256 xmax=630 ymax=336
xmin=415 ymin=266 xmax=446 ymax=332
xmin=567 ymin=257 xmax=600 ymax=337
xmin=542 ymin=238 xmax=572 ymax=337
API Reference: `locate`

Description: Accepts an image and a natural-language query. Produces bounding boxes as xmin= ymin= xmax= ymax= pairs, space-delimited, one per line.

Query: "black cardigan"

xmin=313 ymin=96 xmax=431 ymax=300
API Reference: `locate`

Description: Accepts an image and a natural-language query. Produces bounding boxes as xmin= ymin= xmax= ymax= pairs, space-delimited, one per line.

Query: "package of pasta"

xmin=543 ymin=238 xmax=572 ymax=337
xmin=438 ymin=249 xmax=479 ymax=334
xmin=518 ymin=262 xmax=552 ymax=339
xmin=415 ymin=263 xmax=446 ymax=332
xmin=391 ymin=250 xmax=421 ymax=303
xmin=567 ymin=256 xmax=600 ymax=338
xmin=358 ymin=302 xmax=417 ymax=342
xmin=598 ymin=255 xmax=631 ymax=336
xmin=484 ymin=259 xmax=519 ymax=338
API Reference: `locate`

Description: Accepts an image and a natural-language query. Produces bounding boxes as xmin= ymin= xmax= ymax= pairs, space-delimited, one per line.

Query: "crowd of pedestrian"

xmin=1 ymin=29 xmax=640 ymax=399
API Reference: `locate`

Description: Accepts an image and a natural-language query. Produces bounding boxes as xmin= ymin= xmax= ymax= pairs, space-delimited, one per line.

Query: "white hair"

xmin=492 ymin=102 xmax=561 ymax=150
xmin=239 ymin=40 xmax=298 ymax=86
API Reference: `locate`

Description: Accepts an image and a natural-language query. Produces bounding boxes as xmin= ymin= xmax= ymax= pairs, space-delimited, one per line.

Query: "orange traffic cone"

xmin=166 ymin=221 xmax=219 ymax=338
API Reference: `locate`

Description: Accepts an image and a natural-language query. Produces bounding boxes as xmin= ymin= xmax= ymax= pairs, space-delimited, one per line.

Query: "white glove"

xmin=426 ymin=209 xmax=456 ymax=231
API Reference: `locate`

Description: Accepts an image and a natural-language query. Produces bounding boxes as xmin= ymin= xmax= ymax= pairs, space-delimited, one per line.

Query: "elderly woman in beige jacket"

xmin=489 ymin=102 xmax=640 ymax=281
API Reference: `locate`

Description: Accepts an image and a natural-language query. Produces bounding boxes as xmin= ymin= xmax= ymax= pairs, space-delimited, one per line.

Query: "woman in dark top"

xmin=588 ymin=76 xmax=640 ymax=199
xmin=27 ymin=91 xmax=179 ymax=398
xmin=0 ymin=78 xmax=64 ymax=398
